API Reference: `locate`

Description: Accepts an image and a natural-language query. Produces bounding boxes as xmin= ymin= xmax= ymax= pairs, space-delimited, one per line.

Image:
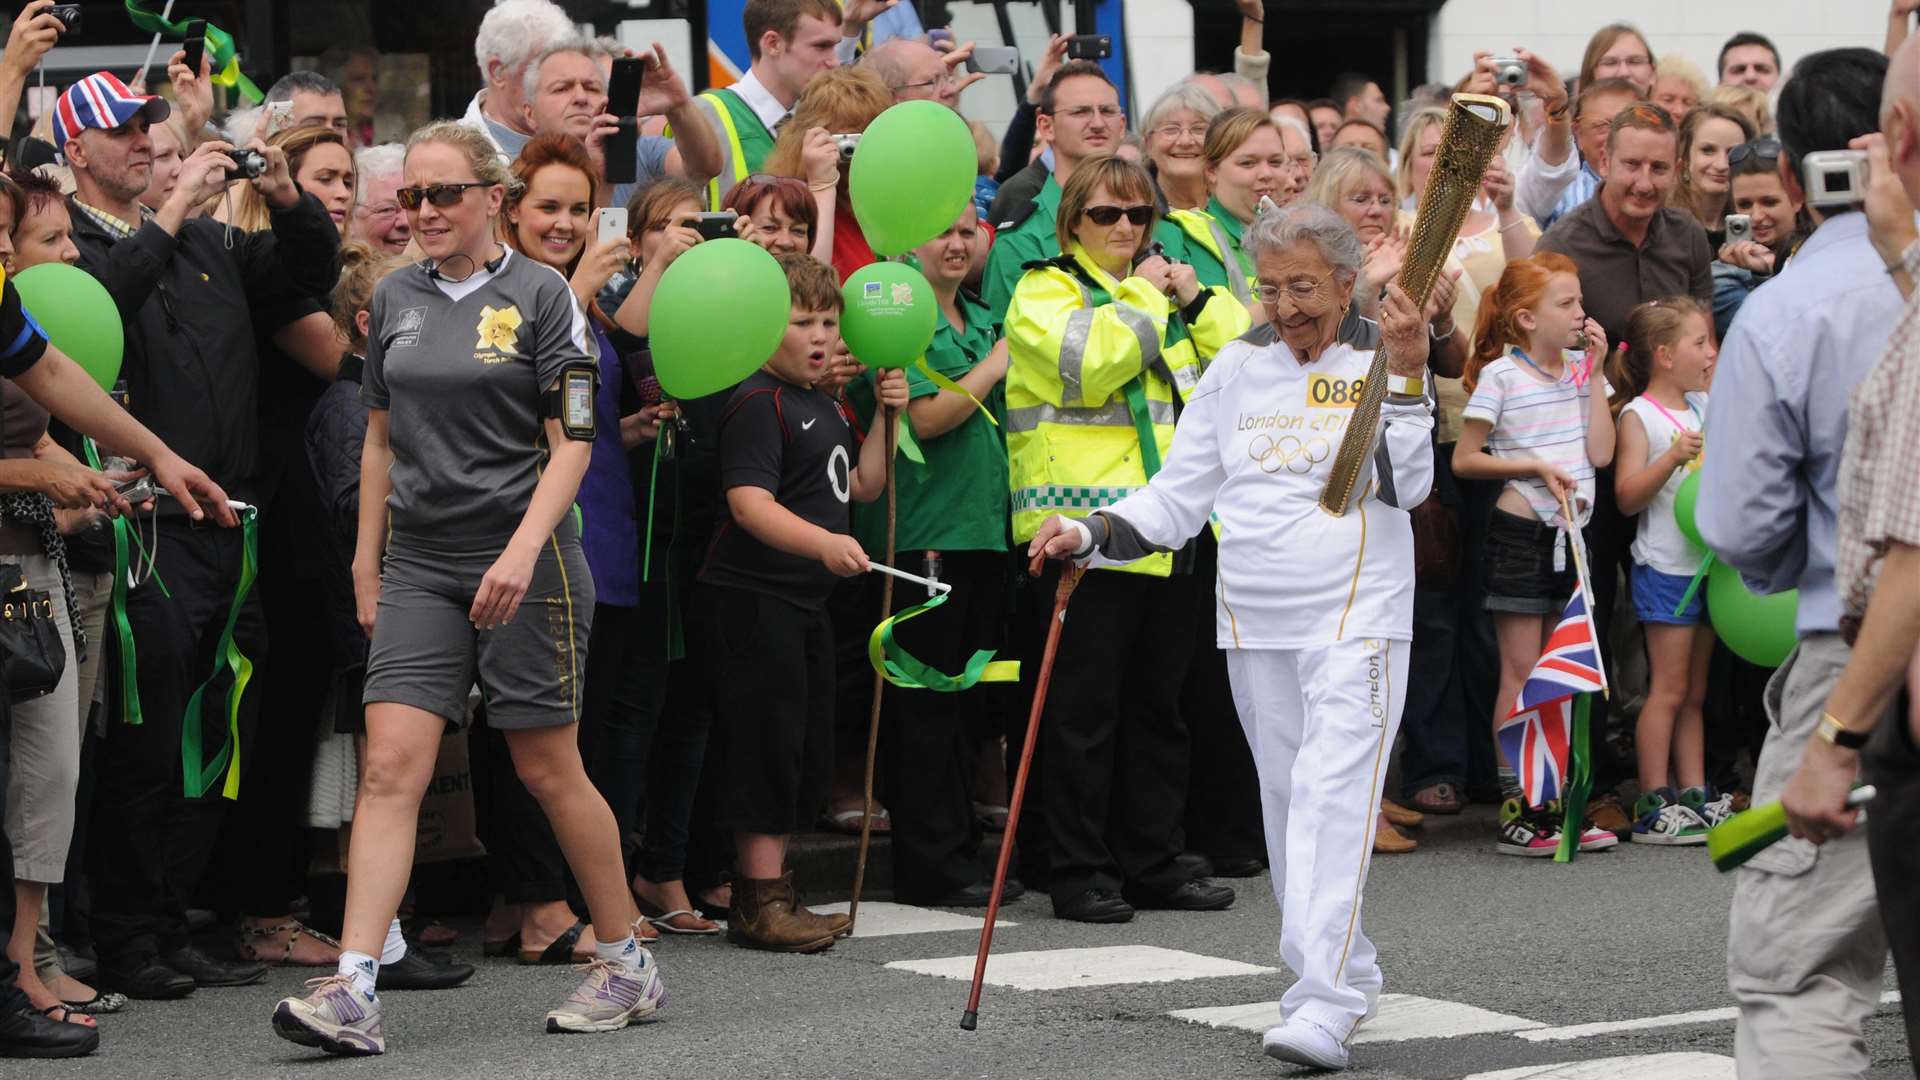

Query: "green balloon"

xmin=1706 ymin=560 xmax=1797 ymax=667
xmin=849 ymin=100 xmax=977 ymax=256
xmin=1673 ymin=469 xmax=1704 ymax=551
xmin=13 ymin=263 xmax=122 ymax=390
xmin=649 ymin=239 xmax=790 ymax=399
xmin=839 ymin=262 xmax=937 ymax=370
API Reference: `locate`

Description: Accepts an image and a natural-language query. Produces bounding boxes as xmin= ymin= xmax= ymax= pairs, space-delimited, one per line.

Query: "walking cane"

xmin=960 ymin=560 xmax=1084 ymax=1031
xmin=847 ymin=406 xmax=899 ymax=934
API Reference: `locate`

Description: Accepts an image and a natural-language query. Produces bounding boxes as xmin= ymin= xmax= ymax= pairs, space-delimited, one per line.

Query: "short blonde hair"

xmin=1392 ymin=106 xmax=1447 ymax=203
xmin=1705 ymin=83 xmax=1773 ymax=136
xmin=1302 ymin=147 xmax=1393 ymax=214
xmin=1654 ymin=55 xmax=1708 ymax=106
xmin=406 ymin=120 xmax=512 ymax=188
xmin=1054 ymin=154 xmax=1157 ymax=255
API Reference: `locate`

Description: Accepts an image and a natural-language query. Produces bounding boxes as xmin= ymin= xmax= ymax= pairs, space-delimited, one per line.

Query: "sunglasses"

xmin=1082 ymin=204 xmax=1153 ymax=226
xmin=395 ymin=181 xmax=491 ymax=210
xmin=1728 ymin=139 xmax=1782 ymax=168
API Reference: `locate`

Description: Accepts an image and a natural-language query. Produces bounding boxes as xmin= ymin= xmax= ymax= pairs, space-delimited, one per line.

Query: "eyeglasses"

xmin=1598 ymin=54 xmax=1652 ymax=71
xmin=358 ymin=201 xmax=403 ymax=219
xmin=1050 ymin=105 xmax=1123 ymax=122
xmin=1082 ymin=204 xmax=1153 ymax=226
xmin=1255 ymin=272 xmax=1333 ymax=305
xmin=1344 ymin=191 xmax=1394 ymax=211
xmin=1153 ymin=123 xmax=1208 ymax=142
xmin=895 ymin=71 xmax=956 ymax=94
xmin=395 ymin=181 xmax=491 ymax=210
xmin=1728 ymin=139 xmax=1782 ymax=168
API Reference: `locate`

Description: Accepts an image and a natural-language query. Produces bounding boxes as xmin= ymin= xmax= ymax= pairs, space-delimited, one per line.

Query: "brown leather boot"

xmin=727 ymin=873 xmax=839 ymax=953
xmin=783 ymin=877 xmax=853 ymax=940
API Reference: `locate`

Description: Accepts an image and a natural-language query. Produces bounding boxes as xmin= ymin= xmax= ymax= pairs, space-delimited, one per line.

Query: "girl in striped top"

xmin=1453 ymin=252 xmax=1617 ymax=856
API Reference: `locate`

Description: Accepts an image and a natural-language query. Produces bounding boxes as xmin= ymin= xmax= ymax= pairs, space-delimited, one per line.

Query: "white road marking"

xmin=806 ymin=901 xmax=1013 ymax=938
xmin=886 ymin=945 xmax=1276 ymax=990
xmin=1515 ymin=989 xmax=1902 ymax=1042
xmin=1170 ymin=993 xmax=1544 ymax=1043
xmin=1462 ymin=1051 xmax=1735 ymax=1079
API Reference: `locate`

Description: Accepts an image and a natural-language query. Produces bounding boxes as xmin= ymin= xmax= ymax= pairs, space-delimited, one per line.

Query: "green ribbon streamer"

xmin=1553 ymin=693 xmax=1594 ymax=863
xmin=1121 ymin=376 xmax=1163 ymax=477
xmin=642 ymin=432 xmax=663 ymax=584
xmin=1673 ymin=551 xmax=1714 ymax=618
xmin=912 ymin=357 xmax=996 ymax=427
xmin=179 ymin=506 xmax=259 ymax=800
xmin=82 ymin=438 xmax=142 ymax=727
xmin=123 ymin=1 xmax=264 ymax=102
xmin=895 ymin=412 xmax=924 ymax=465
xmin=866 ymin=590 xmax=1019 ymax=692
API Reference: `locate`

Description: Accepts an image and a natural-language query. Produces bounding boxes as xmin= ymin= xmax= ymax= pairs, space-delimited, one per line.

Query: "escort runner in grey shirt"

xmin=362 ymin=247 xmax=593 ymax=553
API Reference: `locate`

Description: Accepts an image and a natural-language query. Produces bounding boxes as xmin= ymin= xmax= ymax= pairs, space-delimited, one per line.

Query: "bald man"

xmin=862 ymin=37 xmax=959 ymax=108
xmin=1779 ymin=30 xmax=1920 ymax=1069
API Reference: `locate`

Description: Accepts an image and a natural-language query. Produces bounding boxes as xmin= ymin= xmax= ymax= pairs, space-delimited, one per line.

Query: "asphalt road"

xmin=39 ymin=806 xmax=1911 ymax=1080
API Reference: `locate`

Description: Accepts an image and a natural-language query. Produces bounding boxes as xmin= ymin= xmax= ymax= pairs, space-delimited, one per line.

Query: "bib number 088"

xmin=1308 ymin=374 xmax=1364 ymax=408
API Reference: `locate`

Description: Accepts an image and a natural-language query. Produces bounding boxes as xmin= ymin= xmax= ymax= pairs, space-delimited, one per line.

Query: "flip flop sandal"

xmin=518 ymin=919 xmax=589 ymax=965
xmin=631 ymin=917 xmax=662 ymax=943
xmin=61 ymin=991 xmax=128 ymax=1016
xmin=235 ymin=920 xmax=343 ymax=966
xmin=407 ymin=918 xmax=461 ymax=948
xmin=822 ymin=807 xmax=891 ymax=835
xmin=646 ymin=909 xmax=722 ymax=936
xmin=40 ymin=1003 xmax=97 ymax=1028
xmin=482 ymin=931 xmax=521 ymax=958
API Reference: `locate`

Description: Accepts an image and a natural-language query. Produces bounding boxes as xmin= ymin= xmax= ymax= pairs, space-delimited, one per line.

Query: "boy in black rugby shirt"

xmin=697 ymin=254 xmax=907 ymax=952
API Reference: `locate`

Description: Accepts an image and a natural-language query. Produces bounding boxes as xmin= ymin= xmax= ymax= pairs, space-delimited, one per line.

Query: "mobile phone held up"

xmin=595 ymin=207 xmax=629 ymax=249
xmin=603 ymin=56 xmax=646 ymax=185
xmin=1066 ymin=35 xmax=1110 ymax=61
xmin=693 ymin=211 xmax=738 ymax=242
xmin=966 ymin=45 xmax=1019 ymax=75
xmin=183 ymin=20 xmax=206 ymax=76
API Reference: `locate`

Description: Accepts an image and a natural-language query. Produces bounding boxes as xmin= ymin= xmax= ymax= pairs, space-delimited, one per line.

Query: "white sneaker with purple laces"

xmin=272 ymin=974 xmax=385 ymax=1055
xmin=545 ymin=950 xmax=666 ymax=1034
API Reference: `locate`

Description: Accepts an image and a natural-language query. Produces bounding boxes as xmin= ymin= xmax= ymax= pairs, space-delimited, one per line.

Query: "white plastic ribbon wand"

xmin=868 ymin=561 xmax=952 ymax=594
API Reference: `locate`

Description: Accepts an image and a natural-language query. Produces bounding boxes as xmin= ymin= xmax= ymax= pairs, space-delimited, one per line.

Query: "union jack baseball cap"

xmin=53 ymin=72 xmax=171 ymax=161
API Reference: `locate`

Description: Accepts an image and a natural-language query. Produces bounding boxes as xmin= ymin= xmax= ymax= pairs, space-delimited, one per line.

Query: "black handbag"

xmin=0 ymin=562 xmax=65 ymax=702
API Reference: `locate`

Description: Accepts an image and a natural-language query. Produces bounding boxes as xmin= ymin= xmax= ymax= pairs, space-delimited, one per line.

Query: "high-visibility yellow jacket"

xmin=1004 ymin=244 xmax=1249 ymax=576
xmin=676 ymin=88 xmax=776 ymax=212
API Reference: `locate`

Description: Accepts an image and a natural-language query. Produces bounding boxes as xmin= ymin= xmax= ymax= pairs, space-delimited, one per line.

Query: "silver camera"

xmin=1724 ymin=213 xmax=1753 ymax=244
xmin=1490 ymin=57 xmax=1526 ymax=87
xmin=1802 ymin=149 xmax=1868 ymax=208
xmin=830 ymin=132 xmax=862 ymax=164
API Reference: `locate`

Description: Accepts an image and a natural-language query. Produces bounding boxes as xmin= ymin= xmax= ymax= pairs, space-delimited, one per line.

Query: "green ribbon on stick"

xmin=867 ymin=590 xmax=1019 ymax=692
xmin=179 ymin=505 xmax=259 ymax=799
xmin=82 ymin=438 xmax=142 ymax=728
xmin=123 ymin=0 xmax=264 ymax=102
xmin=1553 ymin=693 xmax=1594 ymax=863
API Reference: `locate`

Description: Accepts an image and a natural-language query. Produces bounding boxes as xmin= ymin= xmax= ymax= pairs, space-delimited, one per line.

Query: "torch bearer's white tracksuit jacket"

xmin=1077 ymin=323 xmax=1435 ymax=1044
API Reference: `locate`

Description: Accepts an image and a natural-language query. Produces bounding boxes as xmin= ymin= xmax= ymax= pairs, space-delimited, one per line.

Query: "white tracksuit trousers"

xmin=1225 ymin=636 xmax=1409 ymax=1041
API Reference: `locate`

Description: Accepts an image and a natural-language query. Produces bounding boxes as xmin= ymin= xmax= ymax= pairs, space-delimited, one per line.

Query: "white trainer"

xmin=1262 ymin=1018 xmax=1351 ymax=1070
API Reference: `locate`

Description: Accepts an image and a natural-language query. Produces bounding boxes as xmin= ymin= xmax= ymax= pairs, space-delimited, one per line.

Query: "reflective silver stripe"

xmin=1204 ymin=218 xmax=1251 ymax=303
xmin=1166 ymin=359 xmax=1200 ymax=395
xmin=1111 ymin=303 xmax=1162 ymax=368
xmin=1010 ymin=484 xmax=1142 ymax=513
xmin=1058 ymin=308 xmax=1095 ymax=404
xmin=1006 ymin=396 xmax=1180 ymax=433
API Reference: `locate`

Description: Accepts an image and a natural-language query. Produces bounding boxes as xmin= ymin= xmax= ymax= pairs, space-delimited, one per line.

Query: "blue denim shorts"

xmin=1632 ymin=562 xmax=1705 ymax=625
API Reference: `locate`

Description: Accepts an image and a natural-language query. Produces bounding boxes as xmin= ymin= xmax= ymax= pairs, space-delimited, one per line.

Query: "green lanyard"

xmin=1070 ymin=265 xmax=1166 ymax=479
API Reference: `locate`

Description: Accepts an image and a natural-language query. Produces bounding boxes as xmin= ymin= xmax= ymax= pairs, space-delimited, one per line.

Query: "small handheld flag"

xmin=1495 ymin=589 xmax=1607 ymax=809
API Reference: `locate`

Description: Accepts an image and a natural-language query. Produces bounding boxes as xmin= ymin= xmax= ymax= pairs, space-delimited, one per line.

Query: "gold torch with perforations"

xmin=1318 ymin=93 xmax=1512 ymax=516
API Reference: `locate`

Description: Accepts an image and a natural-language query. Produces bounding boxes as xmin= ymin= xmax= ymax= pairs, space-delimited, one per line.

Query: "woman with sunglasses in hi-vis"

xmin=269 ymin=122 xmax=664 ymax=1057
xmin=1002 ymin=155 xmax=1248 ymax=927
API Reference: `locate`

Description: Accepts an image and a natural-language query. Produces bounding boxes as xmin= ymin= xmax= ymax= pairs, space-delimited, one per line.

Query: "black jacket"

xmin=305 ymin=354 xmax=368 ymax=668
xmin=68 ymin=191 xmax=341 ymax=505
xmin=986 ymin=159 xmax=1049 ymax=231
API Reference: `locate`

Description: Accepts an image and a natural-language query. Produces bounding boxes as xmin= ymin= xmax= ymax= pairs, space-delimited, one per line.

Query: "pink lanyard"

xmin=1645 ymin=396 xmax=1700 ymax=436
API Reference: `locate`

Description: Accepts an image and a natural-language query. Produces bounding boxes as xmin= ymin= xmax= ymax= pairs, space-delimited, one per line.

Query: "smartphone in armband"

xmin=551 ymin=367 xmax=597 ymax=441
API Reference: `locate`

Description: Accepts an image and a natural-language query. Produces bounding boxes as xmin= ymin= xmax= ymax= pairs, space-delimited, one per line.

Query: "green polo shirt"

xmin=1165 ymin=198 xmax=1254 ymax=295
xmin=894 ymin=290 xmax=1009 ymax=552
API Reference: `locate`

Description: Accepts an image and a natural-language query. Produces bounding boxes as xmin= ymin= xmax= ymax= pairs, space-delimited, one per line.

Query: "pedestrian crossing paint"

xmin=886 ymin=945 xmax=1276 ymax=990
xmin=1461 ymin=1052 xmax=1735 ymax=1079
xmin=1515 ymin=989 xmax=1903 ymax=1042
xmin=806 ymin=901 xmax=1014 ymax=938
xmin=1169 ymin=993 xmax=1544 ymax=1043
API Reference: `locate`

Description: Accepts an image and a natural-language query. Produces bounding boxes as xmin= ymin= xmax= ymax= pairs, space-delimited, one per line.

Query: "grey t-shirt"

xmin=362 ymin=248 xmax=593 ymax=554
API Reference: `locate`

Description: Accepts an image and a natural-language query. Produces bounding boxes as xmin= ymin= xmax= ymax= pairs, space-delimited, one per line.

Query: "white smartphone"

xmin=596 ymin=206 xmax=629 ymax=248
xmin=265 ymin=99 xmax=294 ymax=134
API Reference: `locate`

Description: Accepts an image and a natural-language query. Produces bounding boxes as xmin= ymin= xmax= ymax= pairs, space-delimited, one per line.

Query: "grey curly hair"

xmin=1244 ymin=201 xmax=1364 ymax=285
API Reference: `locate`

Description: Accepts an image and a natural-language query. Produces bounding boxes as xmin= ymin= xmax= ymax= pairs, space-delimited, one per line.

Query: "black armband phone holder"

xmin=544 ymin=364 xmax=599 ymax=441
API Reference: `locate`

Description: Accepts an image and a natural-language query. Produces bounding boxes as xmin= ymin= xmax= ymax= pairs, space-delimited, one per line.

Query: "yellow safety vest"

xmin=1003 ymin=245 xmax=1245 ymax=577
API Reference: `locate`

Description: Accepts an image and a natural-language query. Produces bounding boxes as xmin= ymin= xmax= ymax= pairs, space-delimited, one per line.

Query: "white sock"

xmin=339 ymin=950 xmax=378 ymax=997
xmin=593 ymin=933 xmax=641 ymax=972
xmin=381 ymin=919 xmax=407 ymax=965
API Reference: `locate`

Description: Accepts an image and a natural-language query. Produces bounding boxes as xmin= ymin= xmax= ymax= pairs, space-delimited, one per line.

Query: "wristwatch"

xmin=1815 ymin=711 xmax=1871 ymax=750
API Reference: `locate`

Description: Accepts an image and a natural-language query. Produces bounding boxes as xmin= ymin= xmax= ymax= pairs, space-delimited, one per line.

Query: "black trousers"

xmin=884 ymin=550 xmax=1006 ymax=901
xmin=1180 ymin=532 xmax=1263 ymax=863
xmin=1864 ymin=695 xmax=1920 ymax=1071
xmin=89 ymin=521 xmax=267 ymax=964
xmin=577 ymin=599 xmax=670 ymax=863
xmin=1036 ymin=564 xmax=1197 ymax=904
xmin=471 ymin=704 xmax=568 ymax=905
xmin=0 ymin=697 xmax=23 ymax=1006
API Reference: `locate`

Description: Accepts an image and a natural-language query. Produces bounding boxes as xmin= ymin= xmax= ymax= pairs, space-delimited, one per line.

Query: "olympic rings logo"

xmin=1247 ymin=434 xmax=1330 ymax=475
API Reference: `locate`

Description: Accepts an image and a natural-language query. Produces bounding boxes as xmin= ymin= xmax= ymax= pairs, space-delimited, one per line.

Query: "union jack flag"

xmin=1497 ymin=589 xmax=1608 ymax=808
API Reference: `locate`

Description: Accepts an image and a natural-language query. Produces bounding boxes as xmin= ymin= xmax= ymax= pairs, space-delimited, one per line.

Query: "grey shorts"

xmin=363 ymin=538 xmax=594 ymax=729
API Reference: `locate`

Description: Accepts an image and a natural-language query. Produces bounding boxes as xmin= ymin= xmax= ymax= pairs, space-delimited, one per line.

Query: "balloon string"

xmin=642 ymin=429 xmax=664 ymax=584
xmin=1673 ymin=551 xmax=1713 ymax=618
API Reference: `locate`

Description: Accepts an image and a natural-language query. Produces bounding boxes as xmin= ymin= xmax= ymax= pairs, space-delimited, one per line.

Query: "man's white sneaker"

xmin=1262 ymin=1018 xmax=1350 ymax=1070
